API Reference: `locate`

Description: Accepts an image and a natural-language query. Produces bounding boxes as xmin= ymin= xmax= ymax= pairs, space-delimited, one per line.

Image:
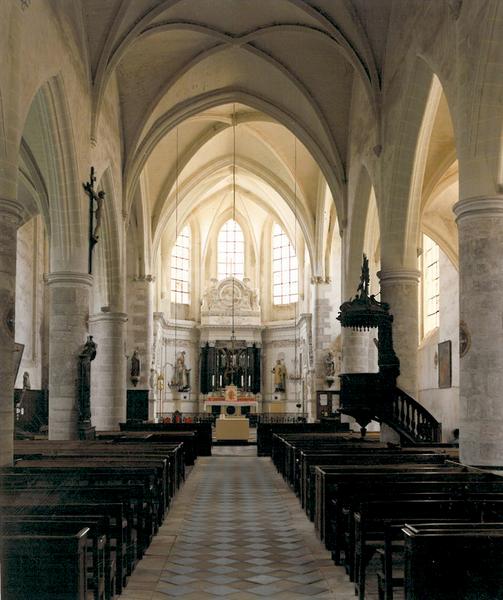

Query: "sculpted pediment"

xmin=201 ymin=277 xmax=260 ymax=317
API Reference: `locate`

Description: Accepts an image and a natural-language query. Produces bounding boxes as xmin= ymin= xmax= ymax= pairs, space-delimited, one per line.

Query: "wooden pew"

xmin=402 ymin=526 xmax=503 ymax=599
xmin=378 ymin=522 xmax=503 ymax=600
xmin=353 ymin=493 xmax=503 ymax=600
xmin=14 ymin=440 xmax=184 ymax=501
xmin=300 ymin=451 xmax=449 ymax=514
xmin=8 ymin=463 xmax=155 ymax=555
xmin=1 ymin=518 xmax=107 ymax=600
xmin=120 ymin=421 xmax=213 ymax=456
xmin=97 ymin=430 xmax=197 ymax=465
xmin=0 ymin=501 xmax=126 ymax=594
xmin=1 ymin=527 xmax=90 ymax=600
xmin=314 ymin=463 xmax=476 ymax=545
xmin=257 ymin=422 xmax=349 ymax=457
xmin=11 ymin=456 xmax=167 ymax=526
xmin=0 ymin=489 xmax=132 ymax=593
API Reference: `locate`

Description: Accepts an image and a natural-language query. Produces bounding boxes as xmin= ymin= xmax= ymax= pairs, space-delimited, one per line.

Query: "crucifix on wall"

xmin=82 ymin=166 xmax=105 ymax=274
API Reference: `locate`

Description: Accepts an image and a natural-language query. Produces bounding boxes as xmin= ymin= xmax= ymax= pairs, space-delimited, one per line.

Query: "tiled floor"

xmin=122 ymin=448 xmax=357 ymax=599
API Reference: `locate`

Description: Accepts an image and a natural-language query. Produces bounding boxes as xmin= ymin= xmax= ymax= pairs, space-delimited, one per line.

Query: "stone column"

xmin=454 ymin=196 xmax=503 ymax=466
xmin=89 ymin=312 xmax=127 ymax=430
xmin=0 ymin=199 xmax=23 ymax=466
xmin=127 ymin=276 xmax=154 ymax=388
xmin=378 ymin=269 xmax=420 ymax=397
xmin=47 ymin=271 xmax=92 ymax=439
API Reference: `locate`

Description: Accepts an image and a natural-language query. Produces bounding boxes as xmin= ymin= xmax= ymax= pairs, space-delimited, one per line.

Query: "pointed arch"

xmin=19 ymin=75 xmax=84 ymax=272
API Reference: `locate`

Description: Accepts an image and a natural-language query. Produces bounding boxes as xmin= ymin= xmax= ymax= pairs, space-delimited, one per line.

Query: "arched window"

xmin=272 ymin=223 xmax=298 ymax=305
xmin=217 ymin=219 xmax=244 ymax=279
xmin=422 ymin=233 xmax=439 ymax=334
xmin=170 ymin=226 xmax=191 ymax=304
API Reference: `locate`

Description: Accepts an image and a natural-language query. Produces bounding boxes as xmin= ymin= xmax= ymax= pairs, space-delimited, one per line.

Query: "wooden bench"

xmin=120 ymin=421 xmax=213 ymax=456
xmin=301 ymin=452 xmax=449 ymax=515
xmin=314 ymin=463 xmax=475 ymax=544
xmin=378 ymin=522 xmax=503 ymax=600
xmin=325 ymin=471 xmax=500 ymax=563
xmin=1 ymin=527 xmax=90 ymax=600
xmin=353 ymin=494 xmax=503 ymax=600
xmin=1 ymin=518 xmax=107 ymax=600
xmin=402 ymin=525 xmax=503 ymax=599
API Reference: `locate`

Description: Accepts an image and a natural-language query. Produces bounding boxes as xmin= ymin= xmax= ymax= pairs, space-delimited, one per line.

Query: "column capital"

xmin=46 ymin=271 xmax=93 ymax=288
xmin=0 ymin=198 xmax=24 ymax=225
xmin=378 ymin=268 xmax=420 ymax=285
xmin=453 ymin=195 xmax=503 ymax=223
xmin=89 ymin=311 xmax=128 ymax=325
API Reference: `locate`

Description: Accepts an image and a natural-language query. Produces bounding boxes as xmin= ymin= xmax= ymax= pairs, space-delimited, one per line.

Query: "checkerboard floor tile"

xmin=121 ymin=451 xmax=362 ymax=599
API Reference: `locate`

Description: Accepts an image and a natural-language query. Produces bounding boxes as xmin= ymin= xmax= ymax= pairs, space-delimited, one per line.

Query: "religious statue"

xmin=92 ymin=190 xmax=105 ymax=241
xmin=131 ymin=349 xmax=141 ymax=387
xmin=175 ymin=351 xmax=191 ymax=391
xmin=272 ymin=359 xmax=287 ymax=392
xmin=83 ymin=167 xmax=106 ymax=274
xmin=324 ymin=351 xmax=335 ymax=378
xmin=22 ymin=371 xmax=31 ymax=390
xmin=77 ymin=335 xmax=97 ymax=422
xmin=149 ymin=367 xmax=157 ymax=390
xmin=356 ymin=253 xmax=370 ymax=298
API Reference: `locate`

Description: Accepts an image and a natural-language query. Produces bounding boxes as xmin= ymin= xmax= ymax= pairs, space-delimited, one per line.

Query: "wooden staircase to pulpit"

xmin=337 ymin=257 xmax=441 ymax=444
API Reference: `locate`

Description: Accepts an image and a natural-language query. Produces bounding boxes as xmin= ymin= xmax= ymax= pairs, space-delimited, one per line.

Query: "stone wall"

xmin=418 ymin=250 xmax=460 ymax=441
xmin=15 ymin=216 xmax=47 ymax=388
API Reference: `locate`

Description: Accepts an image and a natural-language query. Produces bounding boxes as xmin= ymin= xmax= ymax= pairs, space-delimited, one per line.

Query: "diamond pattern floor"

xmin=121 ymin=449 xmax=357 ymax=599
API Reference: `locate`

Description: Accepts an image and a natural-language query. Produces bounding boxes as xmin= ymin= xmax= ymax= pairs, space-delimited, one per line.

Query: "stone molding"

xmin=378 ymin=268 xmax=420 ymax=285
xmin=46 ymin=271 xmax=93 ymax=288
xmin=0 ymin=198 xmax=24 ymax=224
xmin=453 ymin=195 xmax=503 ymax=223
xmin=89 ymin=312 xmax=128 ymax=325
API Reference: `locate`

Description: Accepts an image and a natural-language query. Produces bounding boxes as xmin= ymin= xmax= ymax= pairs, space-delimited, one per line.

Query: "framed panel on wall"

xmin=438 ymin=340 xmax=452 ymax=389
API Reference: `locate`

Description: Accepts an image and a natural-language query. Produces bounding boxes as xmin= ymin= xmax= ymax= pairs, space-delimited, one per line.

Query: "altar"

xmin=214 ymin=415 xmax=250 ymax=441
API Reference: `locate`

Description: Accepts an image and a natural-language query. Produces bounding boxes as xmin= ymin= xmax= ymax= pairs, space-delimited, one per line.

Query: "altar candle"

xmin=241 ymin=375 xmax=244 ymax=386
xmin=212 ymin=374 xmax=215 ymax=387
xmin=248 ymin=375 xmax=251 ymax=386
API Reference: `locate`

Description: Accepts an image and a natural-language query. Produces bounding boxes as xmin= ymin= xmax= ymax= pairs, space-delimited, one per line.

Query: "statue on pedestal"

xmin=77 ymin=335 xmax=97 ymax=422
xmin=131 ymin=349 xmax=141 ymax=387
xmin=272 ymin=359 xmax=287 ymax=392
xmin=174 ymin=351 xmax=191 ymax=391
xmin=22 ymin=371 xmax=31 ymax=390
xmin=324 ymin=351 xmax=335 ymax=378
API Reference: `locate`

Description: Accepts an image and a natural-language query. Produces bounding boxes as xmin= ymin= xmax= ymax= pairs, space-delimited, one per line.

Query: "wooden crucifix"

xmin=82 ymin=166 xmax=105 ymax=274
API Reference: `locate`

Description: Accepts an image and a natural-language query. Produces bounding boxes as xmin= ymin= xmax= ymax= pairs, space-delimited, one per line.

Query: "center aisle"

xmin=122 ymin=447 xmax=356 ymax=599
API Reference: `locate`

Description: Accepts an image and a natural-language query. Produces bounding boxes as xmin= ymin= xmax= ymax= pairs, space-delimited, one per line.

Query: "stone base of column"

xmin=0 ymin=199 xmax=24 ymax=465
xmin=48 ymin=272 xmax=93 ymax=440
xmin=90 ymin=312 xmax=127 ymax=431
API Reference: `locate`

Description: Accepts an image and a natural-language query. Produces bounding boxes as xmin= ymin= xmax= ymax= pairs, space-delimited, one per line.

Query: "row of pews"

xmin=270 ymin=427 xmax=503 ymax=600
xmin=0 ymin=429 xmax=202 ymax=600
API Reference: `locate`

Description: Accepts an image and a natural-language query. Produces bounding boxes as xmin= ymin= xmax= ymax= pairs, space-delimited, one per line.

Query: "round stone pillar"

xmin=89 ymin=312 xmax=127 ymax=430
xmin=378 ymin=269 xmax=420 ymax=397
xmin=0 ymin=199 xmax=23 ymax=466
xmin=47 ymin=271 xmax=92 ymax=440
xmin=454 ymin=195 xmax=503 ymax=466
